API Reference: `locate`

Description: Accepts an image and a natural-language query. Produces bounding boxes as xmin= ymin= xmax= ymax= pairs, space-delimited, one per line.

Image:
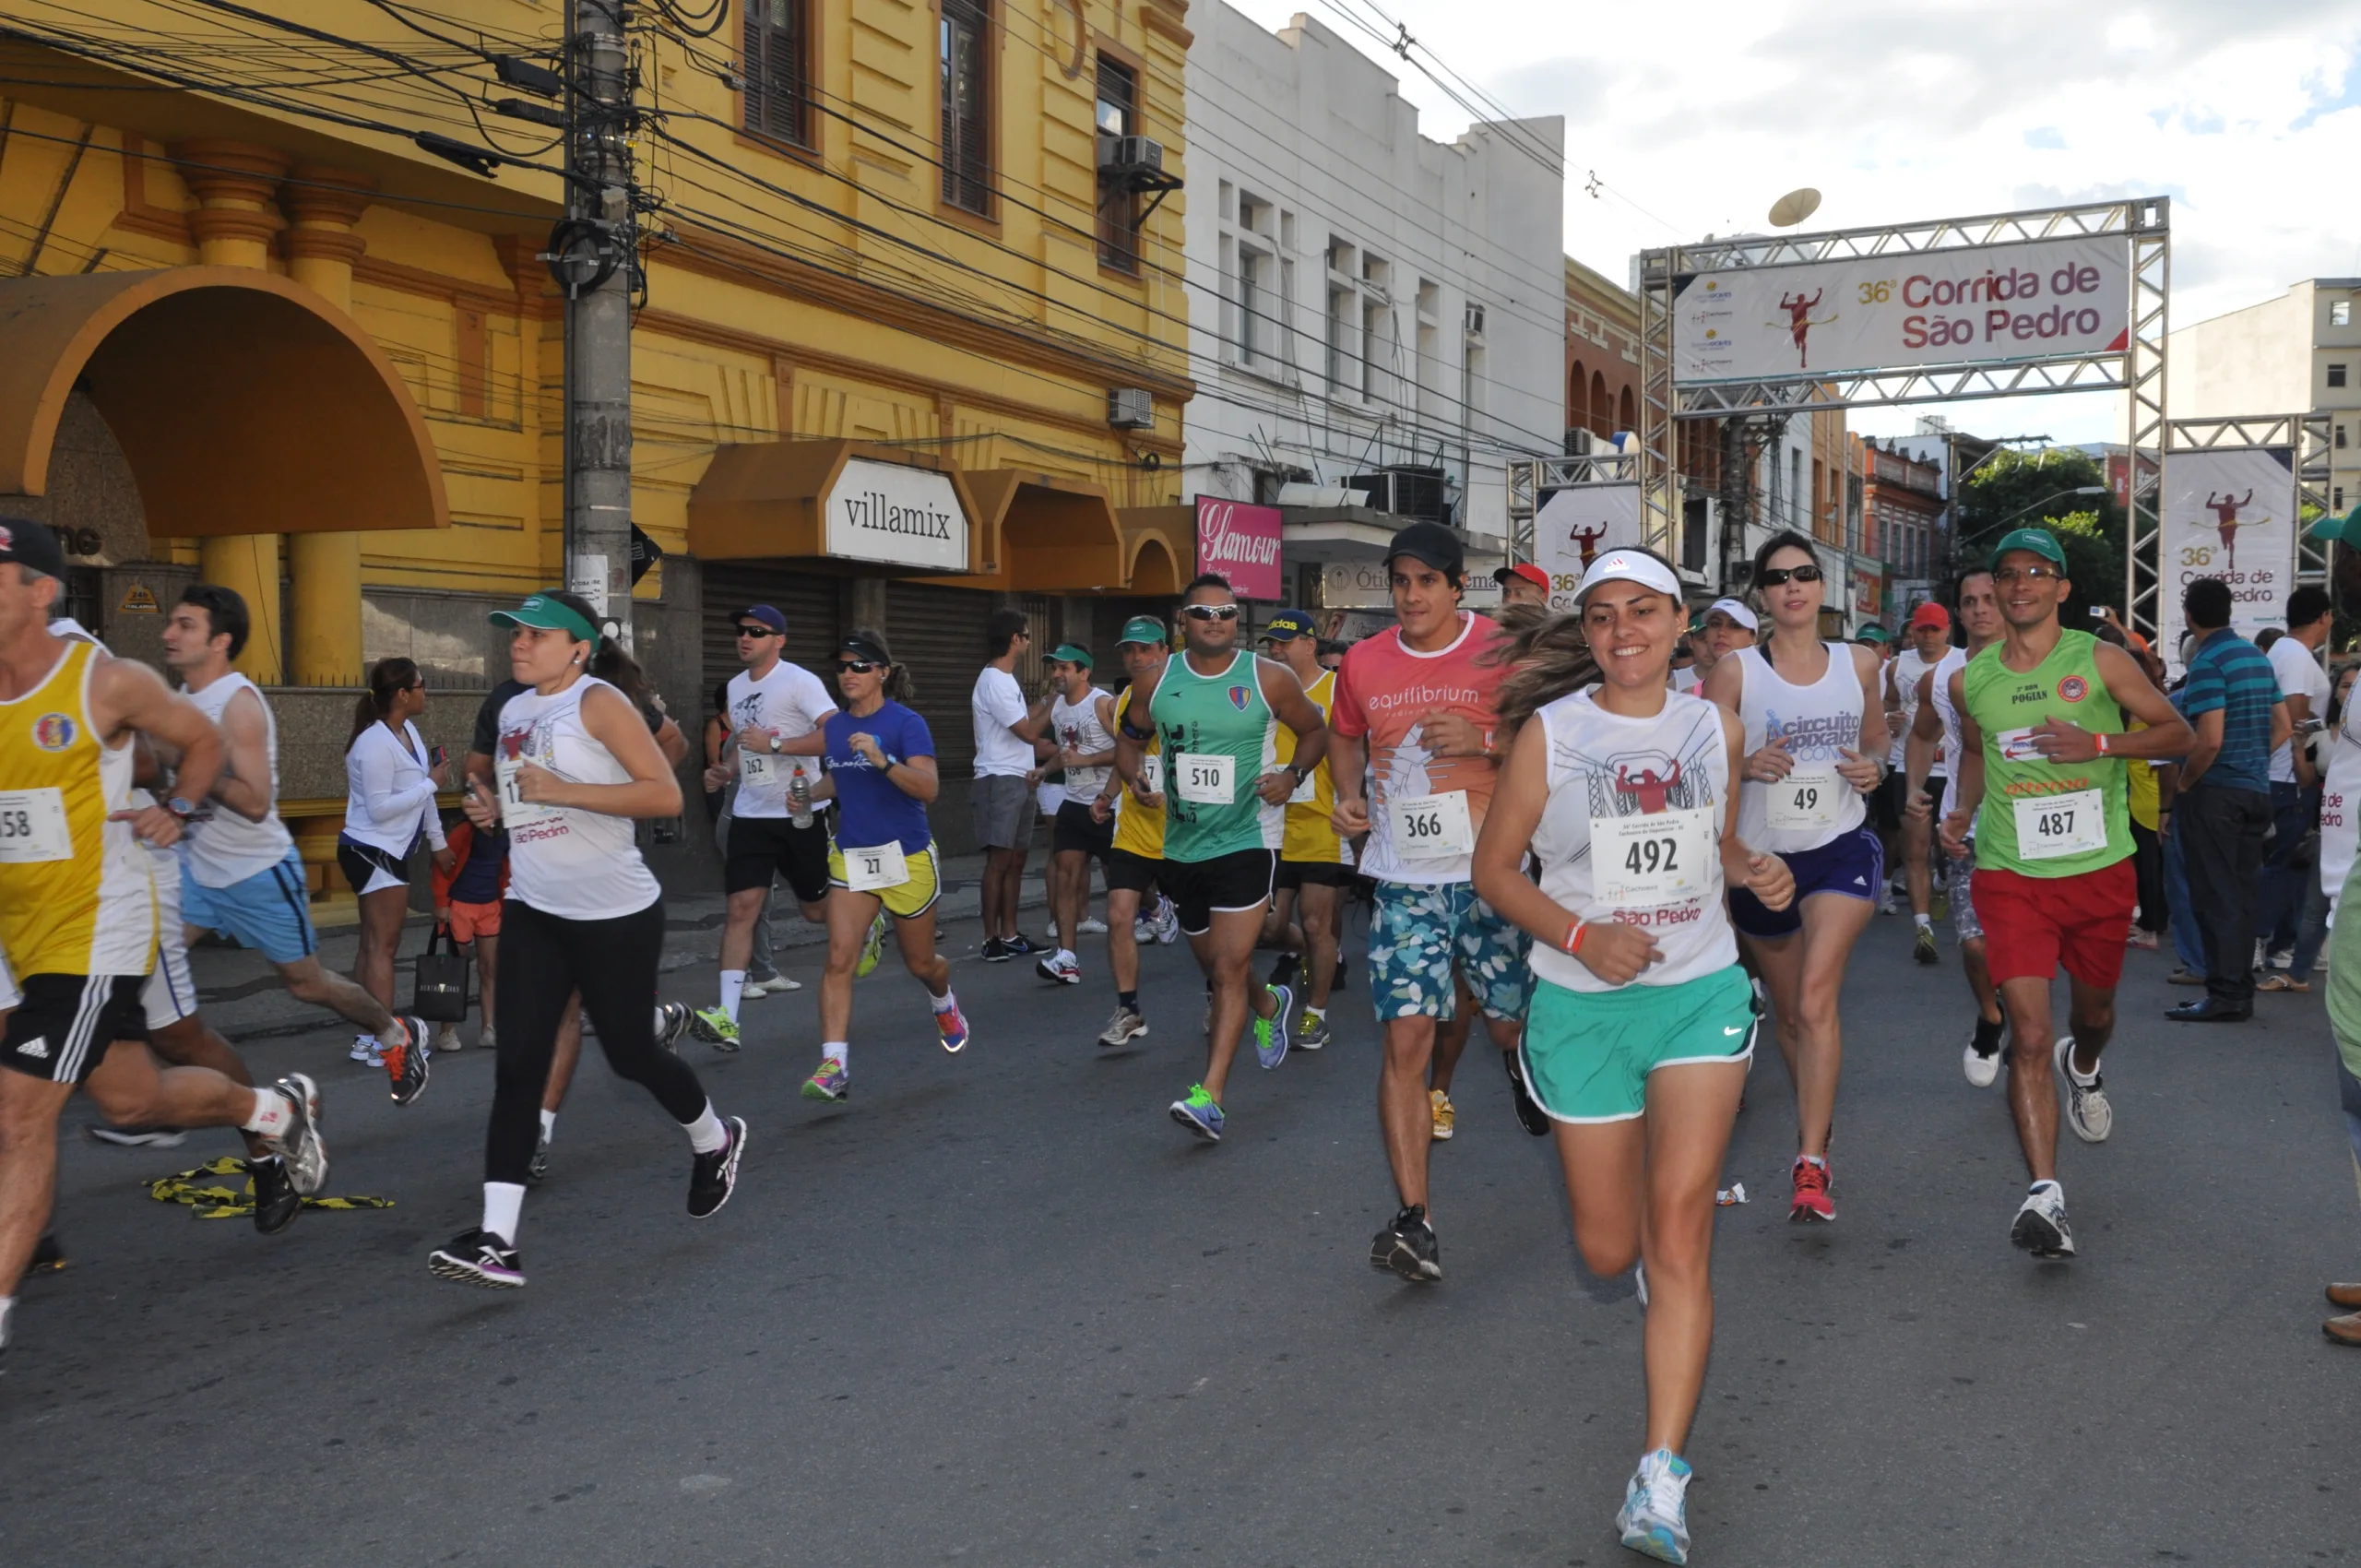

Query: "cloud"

xmin=2025 ymin=126 xmax=2068 ymax=149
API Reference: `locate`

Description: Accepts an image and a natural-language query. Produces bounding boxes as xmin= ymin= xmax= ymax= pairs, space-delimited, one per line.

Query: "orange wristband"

xmin=1561 ymin=919 xmax=1587 ymax=956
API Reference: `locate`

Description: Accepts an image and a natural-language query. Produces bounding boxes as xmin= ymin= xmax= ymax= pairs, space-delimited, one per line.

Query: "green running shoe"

xmin=855 ymin=911 xmax=888 ymax=980
xmin=801 ymin=1057 xmax=849 ymax=1100
xmin=1169 ymin=1083 xmax=1225 ymax=1142
xmin=692 ymin=1005 xmax=741 ymax=1051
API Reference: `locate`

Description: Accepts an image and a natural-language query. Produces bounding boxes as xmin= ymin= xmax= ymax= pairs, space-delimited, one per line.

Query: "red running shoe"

xmin=1789 ymin=1156 xmax=1834 ymax=1222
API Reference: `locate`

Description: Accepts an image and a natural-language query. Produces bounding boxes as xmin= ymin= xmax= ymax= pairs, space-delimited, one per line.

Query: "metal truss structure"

xmin=2150 ymin=412 xmax=2337 ymax=627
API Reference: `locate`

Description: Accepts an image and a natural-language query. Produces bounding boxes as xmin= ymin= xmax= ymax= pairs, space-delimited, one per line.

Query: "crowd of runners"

xmin=5 ymin=504 xmax=2355 ymax=1566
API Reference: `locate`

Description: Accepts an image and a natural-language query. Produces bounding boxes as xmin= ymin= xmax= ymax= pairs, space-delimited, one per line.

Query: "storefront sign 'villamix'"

xmin=1194 ymin=497 xmax=1283 ymax=600
xmin=825 ymin=457 xmax=970 ymax=572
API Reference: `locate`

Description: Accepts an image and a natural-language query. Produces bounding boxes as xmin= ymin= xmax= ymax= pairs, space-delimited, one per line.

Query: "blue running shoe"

xmin=1169 ymin=1084 xmax=1225 ymax=1142
xmin=1253 ymin=984 xmax=1292 ymax=1069
xmin=1616 ymin=1448 xmax=1692 ymax=1564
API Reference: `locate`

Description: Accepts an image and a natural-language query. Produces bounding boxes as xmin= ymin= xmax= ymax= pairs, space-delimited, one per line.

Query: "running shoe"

xmin=2127 ymin=927 xmax=2159 ymax=951
xmin=1078 ymin=915 xmax=1109 ymax=935
xmin=383 ymin=1016 xmax=431 ymax=1107
xmin=1912 ymin=924 xmax=1940 ymax=965
xmin=250 ymin=1154 xmax=300 ymax=1236
xmin=656 ymin=1002 xmax=693 ymax=1053
xmin=1169 ymin=1083 xmax=1225 ymax=1142
xmin=1369 ymin=1203 xmax=1442 ymax=1283
xmin=1964 ymin=1016 xmax=2004 ymax=1089
xmin=981 ymin=937 xmax=1014 ymax=962
xmin=30 ymin=1231 xmax=65 ymax=1273
xmin=855 ymin=912 xmax=888 ymax=980
xmin=83 ymin=1123 xmax=185 ymax=1148
xmin=1294 ymin=1012 xmax=1331 ymax=1052
xmin=1253 ymin=984 xmax=1292 ymax=1068
xmin=429 ymin=1228 xmax=524 ymax=1289
xmin=1504 ymin=1048 xmax=1551 ymax=1137
xmin=1133 ymin=915 xmax=1157 ymax=944
xmin=433 ymin=1024 xmax=464 ymax=1053
xmin=1098 ymin=1004 xmax=1148 ymax=1047
xmin=1036 ymin=952 xmax=1083 ymax=986
xmin=1789 ymin=1156 xmax=1834 ymax=1223
xmin=348 ymin=1036 xmax=382 ymax=1066
xmin=744 ymin=972 xmax=803 ymax=995
xmin=692 ymin=1005 xmax=742 ymax=1051
xmin=1332 ymin=952 xmax=1348 ymax=991
xmin=1154 ymin=897 xmax=1180 ymax=944
xmin=1004 ymin=933 xmax=1045 ymax=957
xmin=2053 ymin=1036 xmax=2112 ymax=1143
xmin=935 ymin=1001 xmax=971 ymax=1054
xmin=2010 ymin=1180 xmax=2075 ymax=1258
xmin=1430 ymin=1088 xmax=1456 ymax=1141
xmin=1268 ymin=952 xmax=1301 ymax=990
xmin=268 ymin=1073 xmax=327 ymax=1196
xmin=528 ymin=1132 xmax=551 ymax=1185
xmin=801 ymin=1057 xmax=850 ymax=1100
xmin=688 ymin=1116 xmax=747 ymax=1218
xmin=1616 ymin=1448 xmax=1694 ymax=1564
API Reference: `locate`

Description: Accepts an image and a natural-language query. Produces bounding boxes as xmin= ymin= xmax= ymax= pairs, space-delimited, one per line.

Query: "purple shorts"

xmin=1728 ymin=826 xmax=1885 ymax=939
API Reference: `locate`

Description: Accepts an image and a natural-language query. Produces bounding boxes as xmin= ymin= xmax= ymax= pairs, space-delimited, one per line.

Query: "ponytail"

xmin=1489 ymin=611 xmax=1599 ymax=735
xmin=845 ymin=627 xmax=914 ymax=703
xmin=349 ymin=658 xmax=420 ymax=751
xmin=589 ymin=639 xmax=653 ymax=713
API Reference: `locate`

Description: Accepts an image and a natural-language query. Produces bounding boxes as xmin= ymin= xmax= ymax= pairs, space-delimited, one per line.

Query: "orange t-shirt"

xmin=1329 ymin=612 xmax=1506 ymax=885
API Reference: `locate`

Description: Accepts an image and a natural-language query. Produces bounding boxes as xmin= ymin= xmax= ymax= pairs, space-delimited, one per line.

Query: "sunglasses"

xmin=1756 ymin=564 xmax=1823 ymax=588
xmin=1992 ymin=564 xmax=2064 ymax=583
xmin=736 ymin=625 xmax=778 ymax=639
xmin=1181 ymin=604 xmax=1240 ymax=622
xmin=836 ymin=659 xmax=882 ymax=674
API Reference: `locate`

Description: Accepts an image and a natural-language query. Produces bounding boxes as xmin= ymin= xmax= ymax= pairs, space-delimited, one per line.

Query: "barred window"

xmin=941 ymin=0 xmax=991 ymax=214
xmin=742 ymin=0 xmax=812 ymax=148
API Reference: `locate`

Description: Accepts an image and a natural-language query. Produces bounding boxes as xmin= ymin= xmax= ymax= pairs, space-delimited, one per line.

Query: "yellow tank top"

xmin=1278 ymin=668 xmax=1347 ymax=864
xmin=1111 ymin=681 xmax=1166 ymax=860
xmin=0 ymin=639 xmax=155 ymax=976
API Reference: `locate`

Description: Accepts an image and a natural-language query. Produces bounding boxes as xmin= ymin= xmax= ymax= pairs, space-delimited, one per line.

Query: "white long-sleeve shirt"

xmin=342 ymin=719 xmax=447 ymax=858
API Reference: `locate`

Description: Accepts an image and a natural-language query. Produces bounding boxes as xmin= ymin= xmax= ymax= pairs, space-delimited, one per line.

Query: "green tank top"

xmin=1148 ymin=649 xmax=1281 ymax=862
xmin=1961 ymin=629 xmax=2131 ymax=878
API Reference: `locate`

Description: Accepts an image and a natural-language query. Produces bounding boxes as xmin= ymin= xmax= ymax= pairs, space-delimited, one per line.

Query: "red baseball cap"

xmin=1495 ymin=563 xmax=1550 ymax=593
xmin=1908 ymin=602 xmax=1950 ymax=631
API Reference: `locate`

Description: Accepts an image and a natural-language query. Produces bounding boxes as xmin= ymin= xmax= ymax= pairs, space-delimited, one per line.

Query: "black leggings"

xmin=488 ymin=898 xmax=707 ymax=1186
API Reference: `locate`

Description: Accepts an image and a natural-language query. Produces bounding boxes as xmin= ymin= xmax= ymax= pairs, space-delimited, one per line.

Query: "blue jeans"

xmin=2289 ymin=869 xmax=2333 ymax=982
xmin=2163 ymin=815 xmax=2206 ymax=976
xmin=2260 ymin=782 xmax=2319 ymax=955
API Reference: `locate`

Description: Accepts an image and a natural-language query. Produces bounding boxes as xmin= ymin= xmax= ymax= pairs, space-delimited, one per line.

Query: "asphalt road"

xmin=3 ymin=903 xmax=2355 ymax=1567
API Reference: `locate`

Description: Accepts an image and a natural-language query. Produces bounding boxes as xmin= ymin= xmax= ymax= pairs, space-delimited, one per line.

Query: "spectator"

xmin=971 ymin=608 xmax=1053 ymax=960
xmin=1316 ymin=638 xmax=1347 ymax=671
xmin=2166 ymin=577 xmax=2290 ymax=1022
xmin=2260 ymin=586 xmax=2334 ymax=970
xmin=2265 ymin=659 xmax=2357 ymax=995
xmin=341 ymin=658 xmax=454 ymax=1051
xmin=431 ymin=814 xmax=508 ymax=1050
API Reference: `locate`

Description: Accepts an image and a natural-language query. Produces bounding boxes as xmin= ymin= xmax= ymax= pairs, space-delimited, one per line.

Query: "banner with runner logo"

xmin=2154 ymin=444 xmax=2297 ymax=677
xmin=1535 ymin=482 xmax=1641 ymax=613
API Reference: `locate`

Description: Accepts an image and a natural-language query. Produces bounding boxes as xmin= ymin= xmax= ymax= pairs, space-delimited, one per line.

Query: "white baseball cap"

xmin=1575 ymin=548 xmax=1682 ymax=604
xmin=1703 ymin=597 xmax=1759 ymax=631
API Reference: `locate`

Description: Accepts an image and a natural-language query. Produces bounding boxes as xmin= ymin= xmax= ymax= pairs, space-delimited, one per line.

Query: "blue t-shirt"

xmin=824 ymin=701 xmax=935 ymax=855
xmin=2181 ymin=627 xmax=2282 ymax=794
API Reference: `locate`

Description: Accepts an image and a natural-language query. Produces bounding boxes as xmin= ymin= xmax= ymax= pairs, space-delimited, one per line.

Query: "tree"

xmin=1955 ymin=449 xmax=2125 ymax=617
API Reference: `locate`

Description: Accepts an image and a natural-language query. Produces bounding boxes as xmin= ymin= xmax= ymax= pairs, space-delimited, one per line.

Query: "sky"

xmin=1223 ymin=0 xmax=2361 ymax=447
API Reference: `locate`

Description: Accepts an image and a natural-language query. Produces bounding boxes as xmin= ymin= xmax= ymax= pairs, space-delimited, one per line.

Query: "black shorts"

xmin=1051 ymin=799 xmax=1115 ymax=861
xmin=1275 ymin=858 xmax=1350 ymax=891
xmin=1875 ymin=770 xmax=1945 ymax=830
xmin=1104 ymin=847 xmax=1162 ymax=896
xmin=2 ymin=973 xmax=146 ymax=1085
xmin=338 ymin=838 xmax=410 ymax=897
xmin=1159 ymin=848 xmax=1276 ymax=936
xmin=726 ymin=813 xmax=832 ymax=904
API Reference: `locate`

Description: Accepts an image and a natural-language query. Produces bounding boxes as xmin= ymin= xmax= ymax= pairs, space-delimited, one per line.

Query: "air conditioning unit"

xmin=1097 ymin=135 xmax=1165 ymax=182
xmin=1463 ymin=303 xmax=1486 ymax=338
xmin=1108 ymin=387 xmax=1155 ymax=430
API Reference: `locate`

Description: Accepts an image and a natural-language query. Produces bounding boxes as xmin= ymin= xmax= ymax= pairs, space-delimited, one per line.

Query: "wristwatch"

xmin=1288 ymin=763 xmax=1311 ymax=784
xmin=766 ymin=733 xmax=782 ymax=754
xmin=165 ymin=796 xmax=196 ymax=819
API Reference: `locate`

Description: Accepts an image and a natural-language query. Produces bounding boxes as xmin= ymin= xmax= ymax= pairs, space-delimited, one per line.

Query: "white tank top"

xmin=1928 ymin=646 xmax=1970 ymax=824
xmin=1885 ymin=647 xmax=1947 ymax=771
xmin=180 ymin=672 xmax=295 ymax=886
xmin=1527 ymin=686 xmax=1738 ymax=993
xmin=1052 ymin=686 xmax=1115 ymax=804
xmin=494 ymin=675 xmax=661 ymax=921
xmin=1734 ymin=642 xmax=1868 ymax=854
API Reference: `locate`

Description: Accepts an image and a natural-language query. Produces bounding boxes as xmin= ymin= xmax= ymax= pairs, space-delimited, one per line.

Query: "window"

xmin=2338 ymin=486 xmax=2348 ymax=512
xmin=2331 ymin=362 xmax=2349 ymax=388
xmin=940 ymin=0 xmax=991 ymax=214
xmin=2339 ymin=423 xmax=2349 ymax=449
xmin=743 ymin=0 xmax=811 ymax=148
xmin=2335 ymin=300 xmax=2354 ymax=327
xmin=1238 ymin=245 xmax=1272 ymax=362
xmin=1361 ymin=297 xmax=1386 ymax=402
xmin=1327 ymin=288 xmax=1352 ymax=390
xmin=1094 ymin=56 xmax=1136 ymax=271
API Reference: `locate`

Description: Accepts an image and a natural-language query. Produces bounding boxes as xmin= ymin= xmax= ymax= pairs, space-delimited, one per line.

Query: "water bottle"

xmin=789 ymin=770 xmax=813 ymax=829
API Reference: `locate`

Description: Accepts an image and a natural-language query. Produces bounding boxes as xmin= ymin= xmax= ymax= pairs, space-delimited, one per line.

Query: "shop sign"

xmin=1853 ymin=568 xmax=1881 ymax=620
xmin=117 ymin=584 xmax=160 ymax=613
xmin=1195 ymin=497 xmax=1283 ymax=600
xmin=825 ymin=457 xmax=969 ymax=572
xmin=1318 ymin=557 xmax=1396 ymax=610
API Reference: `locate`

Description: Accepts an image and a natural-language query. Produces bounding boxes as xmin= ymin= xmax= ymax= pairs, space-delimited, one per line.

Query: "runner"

xmin=1940 ymin=529 xmax=2191 ymax=1259
xmin=694 ymin=604 xmax=835 ymax=1048
xmin=160 ymin=584 xmax=431 ymax=1102
xmin=796 ymin=630 xmax=970 ymax=1100
xmin=1111 ymin=574 xmax=1328 ymax=1142
xmin=1904 ymin=568 xmax=2008 ymax=1085
xmin=1701 ymin=531 xmax=1886 ymax=1223
xmin=1884 ymin=602 xmax=1953 ymax=963
xmin=1256 ymin=609 xmax=1348 ymax=1054
xmin=1673 ymin=599 xmax=1755 ymax=697
xmin=1328 ymin=522 xmax=1536 ymax=1282
xmin=1493 ymin=562 xmax=1551 ymax=611
xmin=431 ymin=590 xmax=744 ymax=1289
xmin=2 ymin=519 xmax=327 ymax=1360
xmin=1474 ymin=545 xmax=1792 ymax=1566
xmin=1036 ymin=644 xmax=1117 ymax=988
xmin=1092 ymin=617 xmax=1178 ymax=1048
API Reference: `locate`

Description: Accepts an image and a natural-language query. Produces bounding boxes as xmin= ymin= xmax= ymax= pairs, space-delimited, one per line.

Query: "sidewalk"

xmin=189 ymin=849 xmax=1103 ymax=1043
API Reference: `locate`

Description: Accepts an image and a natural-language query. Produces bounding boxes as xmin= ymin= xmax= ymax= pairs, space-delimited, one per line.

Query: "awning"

xmin=911 ymin=469 xmax=1125 ymax=591
xmin=688 ymin=439 xmax=979 ymax=573
xmin=0 ymin=267 xmax=448 ymax=538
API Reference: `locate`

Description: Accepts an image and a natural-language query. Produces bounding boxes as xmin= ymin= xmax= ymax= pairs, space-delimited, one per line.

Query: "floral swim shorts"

xmin=1367 ymin=880 xmax=1532 ymax=1023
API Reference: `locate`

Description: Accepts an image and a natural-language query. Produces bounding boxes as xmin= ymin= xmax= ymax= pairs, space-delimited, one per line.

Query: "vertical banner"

xmin=1535 ymin=482 xmax=1642 ymax=612
xmin=1194 ymin=497 xmax=1284 ymax=600
xmin=2156 ymin=445 xmax=2297 ymax=674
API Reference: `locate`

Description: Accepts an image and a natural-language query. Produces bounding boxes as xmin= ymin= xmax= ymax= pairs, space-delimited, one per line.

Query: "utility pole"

xmin=562 ymin=0 xmax=636 ymax=647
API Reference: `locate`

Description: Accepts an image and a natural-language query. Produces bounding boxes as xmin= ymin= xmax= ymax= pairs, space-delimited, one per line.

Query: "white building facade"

xmin=2170 ymin=278 xmax=2361 ymax=516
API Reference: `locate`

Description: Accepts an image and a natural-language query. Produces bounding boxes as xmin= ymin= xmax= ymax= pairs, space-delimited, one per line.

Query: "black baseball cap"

xmin=837 ymin=631 xmax=891 ymax=665
xmin=0 ymin=517 xmax=65 ymax=579
xmin=1384 ymin=519 xmax=1464 ymax=581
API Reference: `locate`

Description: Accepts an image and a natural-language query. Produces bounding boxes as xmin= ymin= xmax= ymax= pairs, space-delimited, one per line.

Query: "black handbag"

xmin=411 ymin=925 xmax=471 ymax=1022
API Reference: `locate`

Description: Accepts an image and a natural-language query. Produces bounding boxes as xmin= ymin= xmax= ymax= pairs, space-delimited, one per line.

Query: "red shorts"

xmin=445 ymin=898 xmax=504 ymax=944
xmin=1973 ymin=858 xmax=2135 ymax=991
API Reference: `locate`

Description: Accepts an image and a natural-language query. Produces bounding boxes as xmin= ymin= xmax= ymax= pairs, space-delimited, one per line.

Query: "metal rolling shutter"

xmin=700 ymin=566 xmax=841 ymax=721
xmin=883 ymin=582 xmax=998 ymax=777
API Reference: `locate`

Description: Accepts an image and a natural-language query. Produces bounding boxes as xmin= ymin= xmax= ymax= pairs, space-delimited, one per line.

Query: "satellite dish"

xmin=1767 ymin=187 xmax=1822 ymax=229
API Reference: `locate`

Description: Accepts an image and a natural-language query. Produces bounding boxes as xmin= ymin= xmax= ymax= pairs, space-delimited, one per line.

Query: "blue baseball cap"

xmin=1259 ymin=609 xmax=1318 ymax=641
xmin=735 ymin=604 xmax=788 ymax=634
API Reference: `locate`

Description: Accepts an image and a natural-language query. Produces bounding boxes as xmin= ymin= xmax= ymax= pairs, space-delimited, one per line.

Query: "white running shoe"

xmin=1616 ymin=1448 xmax=1692 ymax=1563
xmin=743 ymin=973 xmax=801 ymax=996
xmin=1963 ymin=1041 xmax=2001 ymax=1089
xmin=349 ymin=1036 xmax=383 ymax=1066
xmin=2053 ymin=1035 xmax=2112 ymax=1143
xmin=2010 ymin=1179 xmax=2075 ymax=1257
xmin=1078 ymin=915 xmax=1108 ymax=934
xmin=1154 ymin=896 xmax=1180 ymax=944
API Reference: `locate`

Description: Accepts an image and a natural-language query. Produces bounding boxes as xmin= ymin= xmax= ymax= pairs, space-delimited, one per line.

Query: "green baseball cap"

xmin=1116 ymin=615 xmax=1168 ymax=647
xmin=1855 ymin=623 xmax=1891 ymax=644
xmin=490 ymin=590 xmax=600 ymax=648
xmin=1045 ymin=642 xmax=1093 ymax=668
xmin=2310 ymin=504 xmax=2361 ymax=543
xmin=1990 ymin=526 xmax=2068 ymax=569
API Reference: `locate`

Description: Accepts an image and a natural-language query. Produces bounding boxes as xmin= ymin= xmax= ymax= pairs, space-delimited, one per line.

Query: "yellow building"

xmin=0 ymin=0 xmax=1195 ymax=878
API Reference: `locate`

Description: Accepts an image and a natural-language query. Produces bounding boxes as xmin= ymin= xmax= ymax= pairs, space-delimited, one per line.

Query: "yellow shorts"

xmin=825 ymin=840 xmax=942 ymax=921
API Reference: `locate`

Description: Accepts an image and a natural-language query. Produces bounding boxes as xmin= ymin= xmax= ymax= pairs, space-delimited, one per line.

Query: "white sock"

xmin=0 ymin=1295 xmax=13 ymax=1346
xmin=241 ymin=1087 xmax=293 ymax=1137
xmin=1799 ymin=1153 xmax=1828 ymax=1170
xmin=684 ymin=1099 xmax=730 ymax=1154
xmin=720 ymin=970 xmax=745 ymax=1024
xmin=1056 ymin=947 xmax=1075 ymax=966
xmin=930 ymin=988 xmax=957 ymax=1016
xmin=1304 ymin=1004 xmax=1325 ymax=1021
xmin=538 ymin=1108 xmax=557 ymax=1144
xmin=822 ymin=1039 xmax=848 ymax=1070
xmin=1914 ymin=912 xmax=1932 ymax=930
xmin=481 ymin=1181 xmax=525 ymax=1246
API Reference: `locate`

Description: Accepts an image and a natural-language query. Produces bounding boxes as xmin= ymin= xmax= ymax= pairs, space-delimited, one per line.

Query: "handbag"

xmin=411 ymin=924 xmax=471 ymax=1023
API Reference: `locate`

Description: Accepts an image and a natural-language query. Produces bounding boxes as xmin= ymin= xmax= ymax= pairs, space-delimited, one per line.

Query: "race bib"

xmin=1288 ymin=765 xmax=1319 ymax=805
xmin=0 ymin=788 xmax=71 ymax=862
xmin=2012 ymin=789 xmax=2106 ymax=861
xmin=841 ymin=840 xmax=910 ymax=892
xmin=1389 ymin=790 xmax=1474 ymax=860
xmin=1762 ymin=765 xmax=1844 ymax=831
xmin=739 ymin=749 xmax=774 ymax=787
xmin=1139 ymin=754 xmax=1162 ymax=795
xmin=1592 ymin=804 xmax=1717 ymax=907
xmin=1174 ymin=752 xmax=1233 ymax=806
xmin=495 ymin=757 xmax=561 ymax=828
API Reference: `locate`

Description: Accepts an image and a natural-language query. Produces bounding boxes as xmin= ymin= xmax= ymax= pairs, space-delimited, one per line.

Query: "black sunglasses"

xmin=736 ymin=624 xmax=779 ymax=638
xmin=1182 ymin=604 xmax=1240 ymax=622
xmin=1757 ymin=564 xmax=1824 ymax=587
xmin=836 ymin=659 xmax=882 ymax=674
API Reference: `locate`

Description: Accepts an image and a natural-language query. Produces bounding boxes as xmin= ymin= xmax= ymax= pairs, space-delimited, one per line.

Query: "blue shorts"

xmin=181 ymin=848 xmax=317 ymax=966
xmin=1727 ymin=826 xmax=1884 ymax=940
xmin=1367 ymin=880 xmax=1532 ymax=1023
